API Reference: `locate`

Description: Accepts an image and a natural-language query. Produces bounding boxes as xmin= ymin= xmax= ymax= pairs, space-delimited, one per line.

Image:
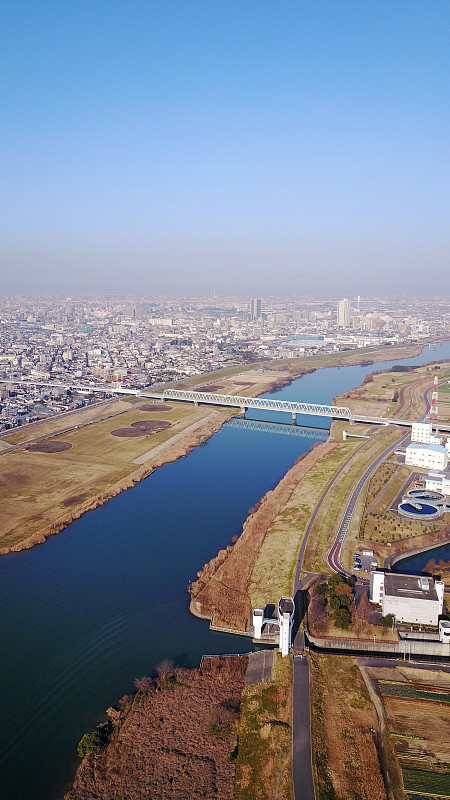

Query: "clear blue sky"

xmin=1 ymin=1 xmax=448 ymax=295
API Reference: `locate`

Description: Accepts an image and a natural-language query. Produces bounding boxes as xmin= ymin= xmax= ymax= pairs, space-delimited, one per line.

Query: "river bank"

xmin=0 ymin=407 xmax=236 ymax=556
xmin=0 ymin=343 xmax=426 ymax=558
xmin=190 ymin=348 xmax=450 ymax=636
xmin=189 ymin=439 xmax=336 ymax=631
xmin=0 ymin=366 xmax=313 ymax=557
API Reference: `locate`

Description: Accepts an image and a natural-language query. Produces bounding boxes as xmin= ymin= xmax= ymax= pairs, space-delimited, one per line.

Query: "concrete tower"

xmin=429 ymin=367 xmax=439 ymax=422
xmin=337 ymin=298 xmax=350 ymax=327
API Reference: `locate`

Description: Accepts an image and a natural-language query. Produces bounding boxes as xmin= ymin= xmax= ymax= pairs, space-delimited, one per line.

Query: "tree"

xmin=328 ymin=573 xmax=345 ymax=589
xmin=334 ymin=608 xmax=351 ymax=629
xmin=379 ymin=614 xmax=394 ymax=628
xmin=156 ymin=659 xmax=176 ymax=689
xmin=356 ymin=592 xmax=372 ymax=623
xmin=330 ymin=595 xmax=341 ymax=611
xmin=339 ymin=595 xmax=352 ymax=611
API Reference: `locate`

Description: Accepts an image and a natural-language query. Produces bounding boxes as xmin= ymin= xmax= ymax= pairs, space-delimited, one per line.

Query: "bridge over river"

xmin=3 ymin=380 xmax=450 ymax=431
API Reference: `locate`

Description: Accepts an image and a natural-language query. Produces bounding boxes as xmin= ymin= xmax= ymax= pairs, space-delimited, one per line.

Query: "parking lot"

xmin=352 ymin=549 xmax=379 ymax=576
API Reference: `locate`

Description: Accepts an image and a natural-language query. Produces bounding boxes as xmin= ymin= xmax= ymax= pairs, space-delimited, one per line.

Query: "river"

xmin=0 ymin=342 xmax=449 ymax=800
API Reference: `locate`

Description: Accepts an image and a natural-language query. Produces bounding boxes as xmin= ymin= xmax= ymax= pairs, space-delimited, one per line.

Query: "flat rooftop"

xmin=384 ymin=573 xmax=438 ymax=602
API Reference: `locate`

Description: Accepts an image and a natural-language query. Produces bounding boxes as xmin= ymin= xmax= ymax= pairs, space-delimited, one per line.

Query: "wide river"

xmin=1 ymin=342 xmax=449 ymax=800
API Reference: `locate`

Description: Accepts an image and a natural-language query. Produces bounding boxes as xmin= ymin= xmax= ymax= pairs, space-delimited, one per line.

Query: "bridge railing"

xmin=162 ymin=388 xmax=351 ymax=419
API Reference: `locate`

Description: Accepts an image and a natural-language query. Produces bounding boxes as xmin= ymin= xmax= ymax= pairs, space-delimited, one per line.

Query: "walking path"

xmin=292 ymin=656 xmax=315 ymax=800
xmin=132 ymin=412 xmax=220 ymax=464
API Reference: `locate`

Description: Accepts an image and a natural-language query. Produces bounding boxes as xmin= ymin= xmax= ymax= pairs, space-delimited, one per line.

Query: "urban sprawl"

xmin=0 ymin=294 xmax=448 ymax=431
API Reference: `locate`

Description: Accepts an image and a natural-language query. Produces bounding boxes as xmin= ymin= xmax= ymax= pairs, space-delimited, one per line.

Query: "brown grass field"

xmin=309 ymin=653 xmax=386 ymax=800
xmin=66 ymin=655 xmax=248 ymax=800
xmin=234 ymin=653 xmax=293 ymax=800
xmin=0 ymin=365 xmax=300 ymax=553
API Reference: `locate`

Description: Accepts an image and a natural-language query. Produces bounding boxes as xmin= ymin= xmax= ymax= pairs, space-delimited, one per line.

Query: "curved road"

xmin=327 ymin=430 xmax=410 ymax=578
xmin=291 ymin=377 xmax=438 ymax=800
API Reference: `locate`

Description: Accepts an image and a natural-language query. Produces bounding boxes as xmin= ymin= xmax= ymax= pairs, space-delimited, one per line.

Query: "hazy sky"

xmin=1 ymin=1 xmax=448 ymax=296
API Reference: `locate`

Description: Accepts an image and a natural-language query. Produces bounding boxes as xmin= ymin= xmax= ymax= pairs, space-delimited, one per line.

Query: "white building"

xmin=369 ymin=570 xmax=444 ymax=626
xmin=425 ymin=471 xmax=450 ymax=496
xmin=337 ymin=298 xmax=350 ymax=327
xmin=411 ymin=421 xmax=442 ymax=445
xmin=405 ymin=443 xmax=448 ymax=471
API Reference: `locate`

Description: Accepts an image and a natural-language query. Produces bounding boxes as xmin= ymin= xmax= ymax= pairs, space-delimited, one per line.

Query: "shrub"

xmin=77 ymin=727 xmax=110 ymax=759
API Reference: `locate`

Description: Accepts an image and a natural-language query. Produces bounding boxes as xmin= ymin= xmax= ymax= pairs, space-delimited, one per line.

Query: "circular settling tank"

xmin=406 ymin=489 xmax=446 ymax=506
xmin=398 ymin=501 xmax=442 ymax=520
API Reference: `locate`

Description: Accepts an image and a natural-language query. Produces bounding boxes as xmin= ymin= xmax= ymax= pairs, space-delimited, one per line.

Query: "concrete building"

xmin=250 ymin=298 xmax=262 ymax=320
xmin=425 ymin=471 xmax=450 ymax=496
xmin=370 ymin=570 xmax=444 ymax=626
xmin=439 ymin=620 xmax=450 ymax=643
xmin=411 ymin=421 xmax=442 ymax=445
xmin=405 ymin=442 xmax=448 ymax=471
xmin=337 ymin=298 xmax=350 ymax=327
xmin=252 ymin=596 xmax=294 ymax=656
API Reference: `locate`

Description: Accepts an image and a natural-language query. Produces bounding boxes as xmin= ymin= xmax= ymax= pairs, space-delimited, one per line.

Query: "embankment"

xmin=190 ymin=439 xmax=337 ymax=631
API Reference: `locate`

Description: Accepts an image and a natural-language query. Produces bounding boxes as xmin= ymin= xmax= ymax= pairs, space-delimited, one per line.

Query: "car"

xmin=353 ymin=564 xmax=361 ymax=570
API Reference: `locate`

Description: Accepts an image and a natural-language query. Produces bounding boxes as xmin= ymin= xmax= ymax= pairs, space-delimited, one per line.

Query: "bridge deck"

xmin=162 ymin=388 xmax=351 ymax=419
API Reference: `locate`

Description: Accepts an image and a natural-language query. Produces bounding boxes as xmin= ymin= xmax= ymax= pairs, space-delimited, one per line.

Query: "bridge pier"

xmin=240 ymin=407 xmax=247 ymax=415
xmin=292 ymin=412 xmax=297 ymax=424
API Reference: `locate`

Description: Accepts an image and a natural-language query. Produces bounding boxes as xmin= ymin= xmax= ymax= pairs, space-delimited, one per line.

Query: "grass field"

xmin=302 ymin=426 xmax=404 ymax=573
xmin=309 ymin=654 xmax=385 ymax=799
xmin=234 ymin=653 xmax=293 ymax=800
xmin=0 ymin=363 xmax=305 ymax=553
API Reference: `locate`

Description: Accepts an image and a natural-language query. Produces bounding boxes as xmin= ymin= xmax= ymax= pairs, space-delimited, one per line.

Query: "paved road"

xmin=292 ymin=656 xmax=315 ymax=800
xmin=326 ymin=430 xmax=410 ymax=580
xmin=358 ymin=656 xmax=450 ymax=673
xmin=245 ymin=650 xmax=275 ymax=685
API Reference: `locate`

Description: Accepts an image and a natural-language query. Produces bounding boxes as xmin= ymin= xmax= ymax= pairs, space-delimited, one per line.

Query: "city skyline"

xmin=1 ymin=1 xmax=449 ymax=296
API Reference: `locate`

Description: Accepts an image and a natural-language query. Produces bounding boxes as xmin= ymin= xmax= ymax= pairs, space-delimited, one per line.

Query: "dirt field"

xmin=27 ymin=441 xmax=72 ymax=452
xmin=111 ymin=419 xmax=171 ymax=436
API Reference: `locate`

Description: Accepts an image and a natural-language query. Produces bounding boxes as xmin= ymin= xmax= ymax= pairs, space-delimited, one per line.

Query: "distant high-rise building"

xmin=337 ymin=298 xmax=350 ymax=327
xmin=250 ymin=298 xmax=262 ymax=320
